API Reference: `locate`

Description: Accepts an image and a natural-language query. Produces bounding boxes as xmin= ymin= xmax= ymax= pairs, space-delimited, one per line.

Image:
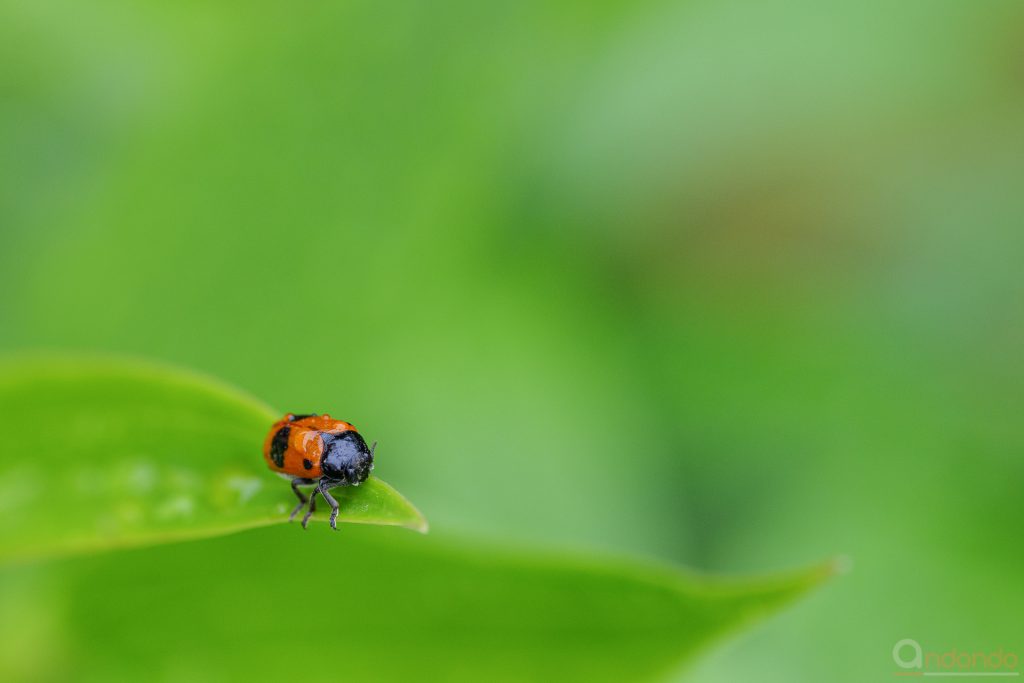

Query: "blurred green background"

xmin=2 ymin=0 xmax=1022 ymax=680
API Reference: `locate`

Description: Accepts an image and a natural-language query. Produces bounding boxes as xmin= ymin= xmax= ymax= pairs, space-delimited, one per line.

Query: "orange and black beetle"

xmin=263 ymin=413 xmax=375 ymax=530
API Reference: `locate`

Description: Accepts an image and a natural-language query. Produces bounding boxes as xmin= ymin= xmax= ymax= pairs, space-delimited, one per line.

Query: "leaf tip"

xmin=400 ymin=497 xmax=429 ymax=534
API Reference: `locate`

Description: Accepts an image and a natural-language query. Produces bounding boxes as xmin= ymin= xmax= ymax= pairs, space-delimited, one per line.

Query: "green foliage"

xmin=0 ymin=356 xmax=833 ymax=682
xmin=0 ymin=524 xmax=835 ymax=683
xmin=3 ymin=0 xmax=1021 ymax=680
xmin=0 ymin=355 xmax=425 ymax=565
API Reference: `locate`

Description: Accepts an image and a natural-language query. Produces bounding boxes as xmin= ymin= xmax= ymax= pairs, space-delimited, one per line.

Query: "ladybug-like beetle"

xmin=263 ymin=413 xmax=375 ymax=530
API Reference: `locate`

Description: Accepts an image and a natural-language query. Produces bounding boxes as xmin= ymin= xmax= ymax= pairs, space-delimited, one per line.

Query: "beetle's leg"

xmin=289 ymin=477 xmax=317 ymax=522
xmin=301 ymin=485 xmax=321 ymax=530
xmin=320 ymin=483 xmax=341 ymax=531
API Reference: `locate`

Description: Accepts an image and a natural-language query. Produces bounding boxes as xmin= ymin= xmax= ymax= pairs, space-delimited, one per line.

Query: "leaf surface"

xmin=0 ymin=524 xmax=837 ymax=683
xmin=0 ymin=355 xmax=426 ymax=564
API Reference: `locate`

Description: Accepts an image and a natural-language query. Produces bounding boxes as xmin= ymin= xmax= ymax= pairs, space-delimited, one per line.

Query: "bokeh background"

xmin=2 ymin=0 xmax=1022 ymax=680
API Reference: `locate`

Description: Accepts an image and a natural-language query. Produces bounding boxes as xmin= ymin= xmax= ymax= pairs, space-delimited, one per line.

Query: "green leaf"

xmin=0 ymin=525 xmax=837 ymax=683
xmin=0 ymin=355 xmax=427 ymax=565
xmin=0 ymin=354 xmax=837 ymax=682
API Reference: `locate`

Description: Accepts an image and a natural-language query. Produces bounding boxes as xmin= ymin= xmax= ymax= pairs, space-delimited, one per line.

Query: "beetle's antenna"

xmin=370 ymin=441 xmax=377 ymax=458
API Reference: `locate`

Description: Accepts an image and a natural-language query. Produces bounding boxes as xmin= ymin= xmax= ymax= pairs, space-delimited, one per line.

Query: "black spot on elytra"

xmin=303 ymin=458 xmax=313 ymax=470
xmin=288 ymin=414 xmax=317 ymax=422
xmin=270 ymin=426 xmax=290 ymax=467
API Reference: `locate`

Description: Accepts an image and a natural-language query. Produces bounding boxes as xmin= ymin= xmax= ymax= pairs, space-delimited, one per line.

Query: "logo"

xmin=893 ymin=639 xmax=1019 ymax=677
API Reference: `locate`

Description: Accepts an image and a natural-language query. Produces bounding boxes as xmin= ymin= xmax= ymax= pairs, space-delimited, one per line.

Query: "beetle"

xmin=263 ymin=413 xmax=375 ymax=530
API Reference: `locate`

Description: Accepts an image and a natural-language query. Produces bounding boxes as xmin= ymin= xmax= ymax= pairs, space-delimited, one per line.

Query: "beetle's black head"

xmin=321 ymin=431 xmax=374 ymax=485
